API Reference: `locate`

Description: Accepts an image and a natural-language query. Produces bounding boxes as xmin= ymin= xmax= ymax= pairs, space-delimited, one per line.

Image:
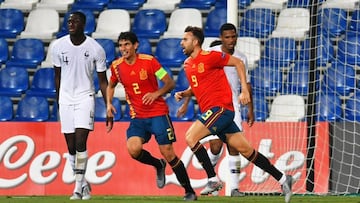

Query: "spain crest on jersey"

xmin=139 ymin=68 xmax=148 ymax=80
xmin=198 ymin=63 xmax=204 ymax=73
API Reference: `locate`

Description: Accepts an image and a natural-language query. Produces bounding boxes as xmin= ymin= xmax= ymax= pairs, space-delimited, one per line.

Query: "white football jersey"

xmin=208 ymin=45 xmax=250 ymax=128
xmin=52 ymin=35 xmax=106 ymax=104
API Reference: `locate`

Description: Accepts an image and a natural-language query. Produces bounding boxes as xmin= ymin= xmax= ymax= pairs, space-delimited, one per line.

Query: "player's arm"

xmin=142 ymin=67 xmax=175 ymax=105
xmin=98 ymin=71 xmax=108 ymax=104
xmin=227 ymin=55 xmax=250 ymax=105
xmin=106 ymin=79 xmax=117 ymax=133
xmin=54 ymin=66 xmax=61 ymax=105
xmin=246 ymin=82 xmax=254 ymax=127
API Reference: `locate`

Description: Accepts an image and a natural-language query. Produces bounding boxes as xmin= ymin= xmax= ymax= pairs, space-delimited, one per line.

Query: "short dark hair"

xmin=209 ymin=40 xmax=222 ymax=47
xmin=184 ymin=26 xmax=204 ymax=46
xmin=220 ymin=23 xmax=237 ymax=35
xmin=71 ymin=11 xmax=86 ymax=24
xmin=118 ymin=31 xmax=139 ymax=44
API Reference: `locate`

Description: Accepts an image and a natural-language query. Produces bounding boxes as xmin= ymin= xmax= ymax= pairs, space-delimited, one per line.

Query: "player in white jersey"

xmin=176 ymin=23 xmax=254 ymax=196
xmin=205 ymin=23 xmax=254 ymax=197
xmin=51 ymin=11 xmax=108 ymax=200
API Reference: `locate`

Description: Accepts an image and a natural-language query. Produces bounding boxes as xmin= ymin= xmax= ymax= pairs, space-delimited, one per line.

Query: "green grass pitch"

xmin=1 ymin=195 xmax=360 ymax=203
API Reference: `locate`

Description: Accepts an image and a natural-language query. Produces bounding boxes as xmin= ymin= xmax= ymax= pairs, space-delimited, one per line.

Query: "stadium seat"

xmin=0 ymin=38 xmax=8 ymax=64
xmin=286 ymin=0 xmax=310 ymax=8
xmin=316 ymin=92 xmax=342 ymax=121
xmin=155 ymin=38 xmax=187 ymax=68
xmin=95 ymin=97 xmax=122 ymax=121
xmin=166 ymin=96 xmax=195 ymax=121
xmin=262 ymin=37 xmax=297 ymax=68
xmin=246 ymin=91 xmax=269 ymax=121
xmin=348 ymin=9 xmax=360 ymax=36
xmin=204 ymin=7 xmax=227 ymax=37
xmin=337 ymin=35 xmax=360 ymax=66
xmin=14 ymin=95 xmax=49 ymax=121
xmin=107 ymin=0 xmax=145 ymax=10
xmin=70 ymin=0 xmax=109 ymax=12
xmin=0 ymin=95 xmax=13 ymax=121
xmin=236 ymin=37 xmax=261 ymax=70
xmin=318 ymin=8 xmax=347 ymax=39
xmin=91 ymin=9 xmax=130 ymax=41
xmin=96 ymin=38 xmax=116 ymax=66
xmin=322 ymin=62 xmax=356 ymax=97
xmin=214 ymin=0 xmax=252 ymax=10
xmin=6 ymin=38 xmax=45 ymax=69
xmin=141 ymin=0 xmax=181 ymax=12
xmin=178 ymin=0 xmax=216 ymax=10
xmin=266 ymin=94 xmax=305 ymax=122
xmin=249 ymin=0 xmax=287 ymax=11
xmin=57 ymin=9 xmax=95 ymax=38
xmin=0 ymin=8 xmax=24 ymax=39
xmin=36 ymin=0 xmax=74 ymax=13
xmin=40 ymin=39 xmax=56 ymax=68
xmin=0 ymin=66 xmax=29 ymax=97
xmin=344 ymin=90 xmax=360 ymax=121
xmin=271 ymin=8 xmax=310 ymax=40
xmin=26 ymin=67 xmax=56 ymax=98
xmin=0 ymin=0 xmax=38 ymax=12
xmin=162 ymin=8 xmax=203 ymax=39
xmin=132 ymin=9 xmax=167 ymax=39
xmin=299 ymin=36 xmax=334 ymax=68
xmin=137 ymin=38 xmax=153 ymax=55
xmin=239 ymin=8 xmax=276 ymax=39
xmin=19 ymin=8 xmax=60 ymax=41
xmin=285 ymin=61 xmax=317 ymax=96
xmin=250 ymin=62 xmax=283 ymax=97
xmin=174 ymin=68 xmax=189 ymax=93
xmin=321 ymin=0 xmax=358 ymax=11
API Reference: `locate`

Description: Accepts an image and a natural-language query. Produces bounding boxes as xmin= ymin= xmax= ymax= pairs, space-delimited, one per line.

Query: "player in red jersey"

xmin=175 ymin=26 xmax=293 ymax=203
xmin=106 ymin=31 xmax=196 ymax=201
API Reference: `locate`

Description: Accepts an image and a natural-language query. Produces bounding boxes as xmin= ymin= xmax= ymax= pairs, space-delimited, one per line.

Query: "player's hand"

xmin=174 ymin=91 xmax=184 ymax=102
xmin=238 ymin=91 xmax=251 ymax=105
xmin=142 ymin=92 xmax=159 ymax=105
xmin=106 ymin=116 xmax=114 ymax=133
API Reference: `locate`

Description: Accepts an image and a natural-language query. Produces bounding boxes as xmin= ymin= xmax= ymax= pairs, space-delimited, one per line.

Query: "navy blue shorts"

xmin=127 ymin=115 xmax=176 ymax=145
xmin=197 ymin=107 xmax=241 ymax=143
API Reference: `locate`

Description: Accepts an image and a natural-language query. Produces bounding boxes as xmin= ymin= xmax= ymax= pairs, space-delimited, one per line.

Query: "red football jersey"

xmin=183 ymin=50 xmax=234 ymax=113
xmin=109 ymin=54 xmax=169 ymax=118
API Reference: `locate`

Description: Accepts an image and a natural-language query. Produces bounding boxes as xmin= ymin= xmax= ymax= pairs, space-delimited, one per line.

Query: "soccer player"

xmin=174 ymin=26 xmax=293 ymax=203
xmin=105 ymin=31 xmax=197 ymax=201
xmin=52 ymin=11 xmax=108 ymax=200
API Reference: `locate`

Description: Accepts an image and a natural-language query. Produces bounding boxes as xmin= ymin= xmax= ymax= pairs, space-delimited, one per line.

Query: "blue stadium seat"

xmin=318 ymin=8 xmax=347 ymax=39
xmin=6 ymin=38 xmax=45 ymax=69
xmin=262 ymin=37 xmax=296 ymax=68
xmin=214 ymin=0 xmax=252 ymax=9
xmin=322 ymin=62 xmax=356 ymax=97
xmin=95 ymin=97 xmax=122 ymax=121
xmin=239 ymin=8 xmax=276 ymax=39
xmin=174 ymin=68 xmax=189 ymax=93
xmin=250 ymin=61 xmax=283 ymax=97
xmin=14 ymin=95 xmax=49 ymax=121
xmin=26 ymin=67 xmax=56 ymax=98
xmin=0 ymin=66 xmax=29 ymax=97
xmin=178 ymin=0 xmax=216 ymax=9
xmin=344 ymin=90 xmax=360 ymax=121
xmin=57 ymin=9 xmax=95 ymax=38
xmin=107 ymin=0 xmax=145 ymax=10
xmin=299 ymin=36 xmax=334 ymax=67
xmin=0 ymin=38 xmax=8 ymax=64
xmin=337 ymin=35 xmax=360 ymax=65
xmin=286 ymin=61 xmax=311 ymax=96
xmin=166 ymin=96 xmax=195 ymax=121
xmin=155 ymin=38 xmax=187 ymax=68
xmin=287 ymin=0 xmax=310 ymax=8
xmin=0 ymin=95 xmax=13 ymax=121
xmin=96 ymin=38 xmax=116 ymax=66
xmin=71 ymin=0 xmax=109 ymax=12
xmin=0 ymin=8 xmax=24 ymax=38
xmin=132 ymin=9 xmax=166 ymax=39
xmin=247 ymin=91 xmax=269 ymax=121
xmin=316 ymin=92 xmax=342 ymax=121
xmin=137 ymin=38 xmax=153 ymax=55
xmin=348 ymin=9 xmax=360 ymax=36
xmin=204 ymin=7 xmax=227 ymax=37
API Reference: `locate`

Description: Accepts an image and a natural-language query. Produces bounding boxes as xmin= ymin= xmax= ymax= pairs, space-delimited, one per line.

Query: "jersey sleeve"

xmin=94 ymin=41 xmax=107 ymax=72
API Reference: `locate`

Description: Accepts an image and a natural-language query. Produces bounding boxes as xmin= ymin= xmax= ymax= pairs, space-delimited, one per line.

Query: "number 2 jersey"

xmin=109 ymin=54 xmax=169 ymax=118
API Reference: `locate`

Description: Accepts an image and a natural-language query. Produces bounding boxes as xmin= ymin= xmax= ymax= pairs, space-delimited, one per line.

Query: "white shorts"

xmin=59 ymin=99 xmax=95 ymax=133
